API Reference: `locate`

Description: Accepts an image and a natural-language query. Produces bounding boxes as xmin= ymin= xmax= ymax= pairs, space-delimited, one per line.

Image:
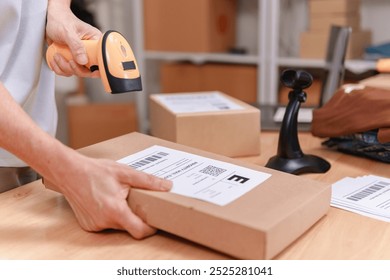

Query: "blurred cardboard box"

xmin=160 ymin=63 xmax=203 ymax=93
xmin=144 ymin=0 xmax=237 ymax=52
xmin=45 ymin=132 xmax=331 ymax=259
xmin=279 ymin=79 xmax=322 ymax=107
xmin=67 ymin=98 xmax=138 ymax=149
xmin=300 ymin=30 xmax=371 ymax=59
xmin=149 ymin=91 xmax=260 ymax=157
xmin=309 ymin=15 xmax=361 ymax=33
xmin=309 ymin=0 xmax=360 ymax=15
xmin=161 ymin=62 xmax=257 ymax=103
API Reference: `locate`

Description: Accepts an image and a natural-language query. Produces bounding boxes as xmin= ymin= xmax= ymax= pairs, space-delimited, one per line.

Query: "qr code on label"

xmin=199 ymin=165 xmax=226 ymax=177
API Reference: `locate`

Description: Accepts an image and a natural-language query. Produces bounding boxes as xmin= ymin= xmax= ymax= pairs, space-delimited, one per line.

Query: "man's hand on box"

xmin=52 ymin=154 xmax=172 ymax=239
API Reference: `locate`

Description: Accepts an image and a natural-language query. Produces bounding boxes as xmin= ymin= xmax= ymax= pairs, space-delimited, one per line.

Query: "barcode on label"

xmin=347 ymin=181 xmax=390 ymax=201
xmin=129 ymin=151 xmax=168 ymax=169
xmin=199 ymin=165 xmax=226 ymax=177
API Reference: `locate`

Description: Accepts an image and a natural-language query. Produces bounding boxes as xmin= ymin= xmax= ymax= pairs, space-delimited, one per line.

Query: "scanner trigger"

xmin=90 ymin=65 xmax=99 ymax=72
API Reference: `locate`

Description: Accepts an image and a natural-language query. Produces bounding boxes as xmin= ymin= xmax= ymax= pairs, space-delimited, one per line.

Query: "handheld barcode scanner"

xmin=46 ymin=30 xmax=142 ymax=93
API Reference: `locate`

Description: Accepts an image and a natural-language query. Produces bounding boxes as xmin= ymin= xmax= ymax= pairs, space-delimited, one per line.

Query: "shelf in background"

xmin=279 ymin=57 xmax=377 ymax=74
xmin=145 ymin=51 xmax=377 ymax=74
xmin=144 ymin=51 xmax=259 ymax=65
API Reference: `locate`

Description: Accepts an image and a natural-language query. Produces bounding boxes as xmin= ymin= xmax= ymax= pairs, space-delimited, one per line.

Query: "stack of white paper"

xmin=331 ymin=175 xmax=390 ymax=222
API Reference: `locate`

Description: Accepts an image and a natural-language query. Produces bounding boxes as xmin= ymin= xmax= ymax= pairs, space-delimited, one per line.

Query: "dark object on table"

xmin=266 ymin=69 xmax=331 ymax=175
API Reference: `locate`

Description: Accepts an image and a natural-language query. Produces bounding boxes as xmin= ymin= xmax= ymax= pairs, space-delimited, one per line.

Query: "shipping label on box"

xmin=149 ymin=91 xmax=261 ymax=157
xmin=44 ymin=132 xmax=331 ymax=259
xmin=118 ymin=145 xmax=271 ymax=206
xmin=153 ymin=92 xmax=244 ymax=113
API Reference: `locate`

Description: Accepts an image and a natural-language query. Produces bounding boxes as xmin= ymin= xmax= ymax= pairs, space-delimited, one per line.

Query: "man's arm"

xmin=0 ymin=1 xmax=172 ymax=239
xmin=0 ymin=82 xmax=171 ymax=239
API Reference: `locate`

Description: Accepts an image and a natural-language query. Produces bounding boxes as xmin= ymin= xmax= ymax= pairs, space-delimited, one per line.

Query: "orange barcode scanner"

xmin=46 ymin=30 xmax=142 ymax=94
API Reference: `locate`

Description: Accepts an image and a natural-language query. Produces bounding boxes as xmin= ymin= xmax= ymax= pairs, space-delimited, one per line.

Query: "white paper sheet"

xmin=153 ymin=92 xmax=244 ymax=114
xmin=118 ymin=145 xmax=271 ymax=206
xmin=273 ymin=107 xmax=313 ymax=123
xmin=331 ymin=175 xmax=390 ymax=222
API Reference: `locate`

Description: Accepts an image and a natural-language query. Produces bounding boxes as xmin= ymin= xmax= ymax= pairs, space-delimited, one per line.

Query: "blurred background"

xmin=55 ymin=0 xmax=390 ymax=148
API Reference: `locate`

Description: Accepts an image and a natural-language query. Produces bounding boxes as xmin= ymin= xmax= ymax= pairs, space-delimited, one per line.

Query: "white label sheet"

xmin=273 ymin=107 xmax=313 ymax=123
xmin=154 ymin=92 xmax=244 ymax=114
xmin=118 ymin=145 xmax=271 ymax=206
xmin=331 ymin=175 xmax=390 ymax=222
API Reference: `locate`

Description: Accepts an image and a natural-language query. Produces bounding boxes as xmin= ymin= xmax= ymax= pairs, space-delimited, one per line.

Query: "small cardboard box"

xmin=309 ymin=0 xmax=360 ymax=15
xmin=160 ymin=62 xmax=258 ymax=103
xmin=67 ymin=99 xmax=138 ymax=149
xmin=309 ymin=14 xmax=361 ymax=33
xmin=144 ymin=0 xmax=237 ymax=52
xmin=279 ymin=79 xmax=322 ymax=107
xmin=149 ymin=91 xmax=260 ymax=157
xmin=71 ymin=132 xmax=330 ymax=259
xmin=300 ymin=30 xmax=371 ymax=59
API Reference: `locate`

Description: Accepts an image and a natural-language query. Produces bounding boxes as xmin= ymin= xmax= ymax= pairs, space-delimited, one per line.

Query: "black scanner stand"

xmin=265 ymin=69 xmax=331 ymax=175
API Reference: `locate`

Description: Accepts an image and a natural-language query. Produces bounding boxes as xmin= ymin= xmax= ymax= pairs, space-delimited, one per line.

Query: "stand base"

xmin=265 ymin=154 xmax=331 ymax=175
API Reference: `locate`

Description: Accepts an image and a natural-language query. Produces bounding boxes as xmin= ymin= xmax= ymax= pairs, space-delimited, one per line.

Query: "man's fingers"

xmin=122 ymin=168 xmax=173 ymax=192
xmin=66 ymin=35 xmax=88 ymax=65
xmin=114 ymin=202 xmax=157 ymax=239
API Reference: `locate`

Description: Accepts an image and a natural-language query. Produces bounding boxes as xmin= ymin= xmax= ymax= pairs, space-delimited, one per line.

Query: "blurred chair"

xmin=320 ymin=25 xmax=352 ymax=106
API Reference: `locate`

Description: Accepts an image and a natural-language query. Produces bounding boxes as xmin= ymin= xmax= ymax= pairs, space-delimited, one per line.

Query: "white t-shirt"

xmin=0 ymin=0 xmax=57 ymax=167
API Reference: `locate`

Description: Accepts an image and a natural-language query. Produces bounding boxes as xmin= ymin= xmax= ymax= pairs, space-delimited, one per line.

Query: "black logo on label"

xmin=227 ymin=174 xmax=249 ymax=184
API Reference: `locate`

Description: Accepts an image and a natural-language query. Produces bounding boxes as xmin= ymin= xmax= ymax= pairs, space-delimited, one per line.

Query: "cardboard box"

xmin=300 ymin=30 xmax=371 ymax=59
xmin=160 ymin=63 xmax=204 ymax=93
xmin=70 ymin=132 xmax=330 ymax=259
xmin=309 ymin=15 xmax=361 ymax=33
xmin=309 ymin=0 xmax=360 ymax=15
xmin=67 ymin=99 xmax=138 ymax=149
xmin=149 ymin=91 xmax=260 ymax=157
xmin=144 ymin=0 xmax=237 ymax=52
xmin=160 ymin=62 xmax=258 ymax=103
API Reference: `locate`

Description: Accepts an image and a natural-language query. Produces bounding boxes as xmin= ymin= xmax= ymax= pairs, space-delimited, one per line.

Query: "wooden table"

xmin=1 ymin=132 xmax=389 ymax=260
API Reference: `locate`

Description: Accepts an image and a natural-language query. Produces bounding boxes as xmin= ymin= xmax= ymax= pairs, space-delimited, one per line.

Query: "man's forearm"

xmin=0 ymin=82 xmax=79 ymax=186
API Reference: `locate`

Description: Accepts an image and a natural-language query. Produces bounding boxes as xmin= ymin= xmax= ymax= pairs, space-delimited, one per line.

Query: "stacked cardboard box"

xmin=160 ymin=62 xmax=257 ymax=104
xmin=279 ymin=79 xmax=322 ymax=107
xmin=67 ymin=97 xmax=138 ymax=149
xmin=149 ymin=91 xmax=260 ymax=157
xmin=300 ymin=0 xmax=371 ymax=59
xmin=144 ymin=0 xmax=237 ymax=52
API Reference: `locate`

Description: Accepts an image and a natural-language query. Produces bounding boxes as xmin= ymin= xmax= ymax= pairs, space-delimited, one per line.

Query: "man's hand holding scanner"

xmin=46 ymin=0 xmax=101 ymax=78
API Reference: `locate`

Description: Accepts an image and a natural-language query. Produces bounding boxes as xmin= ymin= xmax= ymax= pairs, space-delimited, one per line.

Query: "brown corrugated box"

xmin=161 ymin=62 xmax=257 ymax=103
xmin=309 ymin=0 xmax=360 ymax=15
xmin=300 ymin=30 xmax=372 ymax=59
xmin=67 ymin=132 xmax=330 ymax=259
xmin=67 ymin=99 xmax=138 ymax=149
xmin=309 ymin=15 xmax=361 ymax=33
xmin=279 ymin=79 xmax=322 ymax=107
xmin=144 ymin=0 xmax=237 ymax=52
xmin=149 ymin=91 xmax=260 ymax=157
